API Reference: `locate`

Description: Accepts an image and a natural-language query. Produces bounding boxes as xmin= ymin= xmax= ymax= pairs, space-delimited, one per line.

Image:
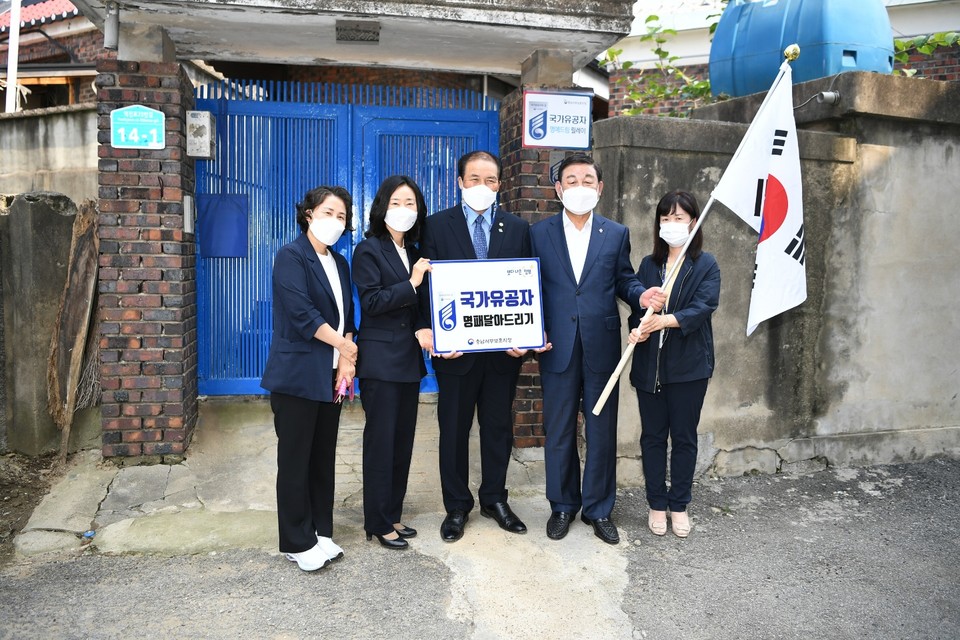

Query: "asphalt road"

xmin=2 ymin=458 xmax=958 ymax=640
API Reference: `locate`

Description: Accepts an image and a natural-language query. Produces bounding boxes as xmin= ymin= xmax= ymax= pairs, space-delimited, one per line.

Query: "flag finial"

xmin=784 ymin=44 xmax=801 ymax=62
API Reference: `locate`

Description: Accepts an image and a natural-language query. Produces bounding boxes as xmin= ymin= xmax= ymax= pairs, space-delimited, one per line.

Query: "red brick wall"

xmin=608 ymin=63 xmax=710 ymax=117
xmin=0 ymin=27 xmax=112 ymax=65
xmin=288 ymin=65 xmax=483 ymax=92
xmin=896 ymin=42 xmax=960 ymax=81
xmin=498 ymin=88 xmax=571 ymax=448
xmin=0 ymin=28 xmax=112 ymax=105
xmin=95 ymin=60 xmax=198 ymax=461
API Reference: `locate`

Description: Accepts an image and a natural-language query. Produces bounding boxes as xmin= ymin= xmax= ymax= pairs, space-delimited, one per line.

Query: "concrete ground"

xmin=2 ymin=398 xmax=959 ymax=639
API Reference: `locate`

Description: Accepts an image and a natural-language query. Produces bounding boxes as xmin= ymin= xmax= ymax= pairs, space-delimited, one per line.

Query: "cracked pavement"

xmin=4 ymin=398 xmax=959 ymax=639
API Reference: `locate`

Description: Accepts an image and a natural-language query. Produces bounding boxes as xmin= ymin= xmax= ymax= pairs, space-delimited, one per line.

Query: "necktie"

xmin=472 ymin=215 xmax=488 ymax=260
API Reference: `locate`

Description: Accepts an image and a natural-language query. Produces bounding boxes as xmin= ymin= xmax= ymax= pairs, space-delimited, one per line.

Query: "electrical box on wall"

xmin=186 ymin=110 xmax=216 ymax=158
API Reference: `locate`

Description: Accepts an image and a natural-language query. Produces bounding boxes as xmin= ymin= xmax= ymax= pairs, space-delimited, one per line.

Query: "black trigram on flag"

xmin=753 ymin=178 xmax=765 ymax=220
xmin=784 ymin=225 xmax=805 ymax=265
xmin=771 ymin=129 xmax=788 ymax=156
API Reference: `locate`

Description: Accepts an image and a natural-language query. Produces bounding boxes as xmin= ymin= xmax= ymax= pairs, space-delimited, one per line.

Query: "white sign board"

xmin=522 ymin=90 xmax=593 ymax=149
xmin=428 ymin=258 xmax=545 ymax=354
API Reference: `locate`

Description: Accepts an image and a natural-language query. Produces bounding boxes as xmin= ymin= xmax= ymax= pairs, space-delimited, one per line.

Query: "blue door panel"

xmin=194 ymin=83 xmax=499 ymax=396
xmin=353 ymin=108 xmax=500 ymax=392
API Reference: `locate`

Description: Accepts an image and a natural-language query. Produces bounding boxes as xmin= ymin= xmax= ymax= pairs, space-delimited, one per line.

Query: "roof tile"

xmin=1 ymin=0 xmax=80 ymax=33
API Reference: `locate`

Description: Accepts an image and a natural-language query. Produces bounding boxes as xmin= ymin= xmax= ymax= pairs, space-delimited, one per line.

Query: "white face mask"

xmin=659 ymin=221 xmax=691 ymax=248
xmin=559 ymin=186 xmax=600 ymax=215
xmin=385 ymin=207 xmax=418 ymax=233
xmin=309 ymin=216 xmax=346 ymax=246
xmin=461 ymin=184 xmax=497 ymax=212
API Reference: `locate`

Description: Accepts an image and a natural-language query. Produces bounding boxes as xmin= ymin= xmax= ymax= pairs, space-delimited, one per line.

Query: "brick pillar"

xmin=499 ymin=89 xmax=555 ymax=448
xmin=95 ymin=59 xmax=197 ymax=462
xmin=499 ymin=50 xmax=580 ymax=448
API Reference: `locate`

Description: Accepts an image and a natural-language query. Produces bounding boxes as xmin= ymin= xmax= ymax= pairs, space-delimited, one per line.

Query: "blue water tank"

xmin=709 ymin=0 xmax=894 ymax=97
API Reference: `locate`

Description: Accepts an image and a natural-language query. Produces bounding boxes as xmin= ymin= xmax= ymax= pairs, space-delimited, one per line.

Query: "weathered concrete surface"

xmin=595 ymin=72 xmax=960 ymax=479
xmin=0 ymin=107 xmax=98 ymax=205
xmin=3 ymin=436 xmax=958 ymax=639
xmin=19 ymin=450 xmax=114 ymax=533
xmin=94 ymin=510 xmax=277 ymax=556
xmin=13 ymin=450 xmax=115 ymax=556
xmin=72 ymin=0 xmax=635 ymax=75
xmin=16 ymin=398 xmax=545 ymax=557
xmin=692 ymin=71 xmax=960 ymax=128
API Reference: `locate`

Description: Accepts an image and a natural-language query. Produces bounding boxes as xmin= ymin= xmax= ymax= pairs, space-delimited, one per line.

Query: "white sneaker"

xmin=284 ymin=544 xmax=330 ymax=571
xmin=316 ymin=535 xmax=344 ymax=560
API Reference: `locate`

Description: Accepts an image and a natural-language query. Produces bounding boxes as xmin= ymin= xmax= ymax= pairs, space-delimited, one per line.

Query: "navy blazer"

xmin=418 ymin=204 xmax=531 ymax=376
xmin=352 ymin=235 xmax=426 ymax=383
xmin=530 ymin=212 xmax=646 ymax=375
xmin=628 ymin=252 xmax=720 ymax=393
xmin=261 ymin=232 xmax=355 ymax=402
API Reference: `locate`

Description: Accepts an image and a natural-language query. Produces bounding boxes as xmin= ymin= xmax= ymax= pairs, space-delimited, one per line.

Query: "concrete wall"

xmin=0 ymin=193 xmax=101 ymax=455
xmin=595 ymin=71 xmax=960 ymax=480
xmin=0 ymin=105 xmax=99 ymax=205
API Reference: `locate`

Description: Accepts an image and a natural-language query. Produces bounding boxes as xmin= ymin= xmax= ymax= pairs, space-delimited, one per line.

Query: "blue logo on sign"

xmin=439 ymin=300 xmax=457 ymax=331
xmin=529 ymin=111 xmax=547 ymax=140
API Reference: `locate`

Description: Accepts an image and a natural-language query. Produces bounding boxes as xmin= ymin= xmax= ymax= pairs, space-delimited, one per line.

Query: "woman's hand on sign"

xmin=409 ymin=258 xmax=432 ymax=288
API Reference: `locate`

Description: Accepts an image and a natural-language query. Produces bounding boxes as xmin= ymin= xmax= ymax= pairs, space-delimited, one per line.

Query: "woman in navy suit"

xmin=261 ymin=185 xmax=357 ymax=571
xmin=628 ymin=190 xmax=720 ymax=539
xmin=352 ymin=175 xmax=431 ymax=550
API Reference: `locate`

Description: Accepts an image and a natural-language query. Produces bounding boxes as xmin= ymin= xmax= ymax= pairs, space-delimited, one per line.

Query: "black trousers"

xmin=360 ymin=378 xmax=419 ymax=535
xmin=636 ymin=378 xmax=709 ymax=512
xmin=436 ymin=355 xmax=519 ymax=512
xmin=271 ymin=391 xmax=341 ymax=553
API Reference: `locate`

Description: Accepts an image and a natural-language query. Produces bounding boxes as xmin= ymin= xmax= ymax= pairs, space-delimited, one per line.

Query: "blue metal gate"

xmin=195 ymin=81 xmax=499 ymax=395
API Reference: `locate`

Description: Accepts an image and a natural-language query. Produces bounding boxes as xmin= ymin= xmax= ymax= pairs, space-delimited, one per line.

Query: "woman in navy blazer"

xmin=352 ymin=175 xmax=431 ymax=550
xmin=261 ymin=185 xmax=357 ymax=571
xmin=628 ymin=190 xmax=720 ymax=540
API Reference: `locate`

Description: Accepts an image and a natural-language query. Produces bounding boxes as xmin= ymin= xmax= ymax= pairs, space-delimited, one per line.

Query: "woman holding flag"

xmin=627 ymin=190 xmax=720 ymax=538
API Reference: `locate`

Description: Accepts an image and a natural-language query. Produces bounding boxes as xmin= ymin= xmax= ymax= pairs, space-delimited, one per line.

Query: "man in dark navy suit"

xmin=530 ymin=153 xmax=665 ymax=545
xmin=416 ymin=151 xmax=532 ymax=542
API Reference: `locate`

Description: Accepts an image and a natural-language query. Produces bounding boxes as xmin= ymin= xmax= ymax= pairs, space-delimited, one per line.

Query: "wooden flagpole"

xmin=590 ymin=196 xmax=716 ymax=416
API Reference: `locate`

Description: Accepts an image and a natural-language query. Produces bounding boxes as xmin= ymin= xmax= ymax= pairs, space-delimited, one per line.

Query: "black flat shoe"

xmin=393 ymin=524 xmax=418 ymax=538
xmin=366 ymin=532 xmax=409 ymax=550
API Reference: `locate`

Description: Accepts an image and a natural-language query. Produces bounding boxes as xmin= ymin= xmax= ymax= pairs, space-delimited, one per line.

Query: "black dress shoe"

xmin=480 ymin=502 xmax=527 ymax=534
xmin=546 ymin=511 xmax=574 ymax=540
xmin=581 ymin=515 xmax=620 ymax=545
xmin=393 ymin=524 xmax=417 ymax=538
xmin=366 ymin=531 xmax=409 ymax=550
xmin=440 ymin=509 xmax=469 ymax=542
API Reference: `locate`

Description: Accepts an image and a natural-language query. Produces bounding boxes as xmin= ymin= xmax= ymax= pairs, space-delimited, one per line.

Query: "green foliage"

xmin=606 ymin=3 xmax=729 ymax=118
xmin=606 ymin=3 xmax=956 ymax=115
xmin=893 ymin=31 xmax=959 ymax=77
xmin=606 ymin=15 xmax=714 ymax=118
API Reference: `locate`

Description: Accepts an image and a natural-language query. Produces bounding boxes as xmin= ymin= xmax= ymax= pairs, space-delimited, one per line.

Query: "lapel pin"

xmin=599 ymin=228 xmax=604 ymax=233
